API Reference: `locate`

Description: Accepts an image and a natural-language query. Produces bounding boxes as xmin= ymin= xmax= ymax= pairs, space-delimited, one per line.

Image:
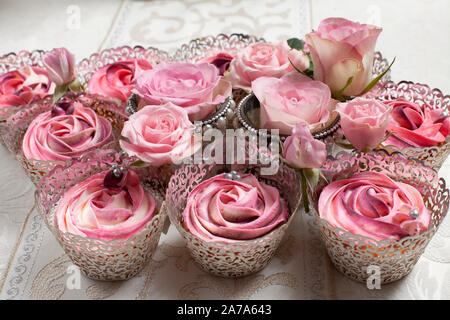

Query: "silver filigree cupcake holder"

xmin=35 ymin=149 xmax=168 ymax=281
xmin=312 ymin=150 xmax=449 ymax=284
xmin=1 ymin=92 xmax=128 ymax=186
xmin=166 ymin=162 xmax=302 ymax=277
xmin=76 ymin=45 xmax=169 ymax=89
xmin=377 ymin=81 xmax=450 ymax=170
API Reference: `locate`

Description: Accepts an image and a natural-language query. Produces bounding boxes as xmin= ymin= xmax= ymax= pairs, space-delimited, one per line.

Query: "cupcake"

xmin=183 ymin=173 xmax=289 ymax=242
xmin=167 ymin=163 xmax=301 ymax=277
xmin=22 ymin=98 xmax=113 ymax=162
xmin=36 ymin=150 xmax=167 ymax=281
xmin=2 ymin=93 xmax=126 ymax=185
xmin=314 ymin=150 xmax=449 ymax=284
xmin=378 ymin=82 xmax=450 ymax=170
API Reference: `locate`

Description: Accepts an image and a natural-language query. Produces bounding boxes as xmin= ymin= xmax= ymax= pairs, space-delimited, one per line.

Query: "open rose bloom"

xmin=377 ymin=81 xmax=450 ymax=170
xmin=1 ymin=92 xmax=127 ymax=185
xmin=133 ymin=62 xmax=232 ymax=121
xmin=166 ymin=162 xmax=302 ymax=277
xmin=313 ymin=150 xmax=449 ymax=284
xmin=35 ymin=150 xmax=168 ymax=281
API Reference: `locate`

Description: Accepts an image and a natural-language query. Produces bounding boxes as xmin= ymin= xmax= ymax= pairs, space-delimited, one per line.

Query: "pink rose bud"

xmin=283 ymin=122 xmax=327 ymax=169
xmin=306 ymin=18 xmax=382 ymax=97
xmin=42 ymin=48 xmax=76 ymax=86
xmin=287 ymin=49 xmax=310 ymax=72
xmin=336 ymin=97 xmax=392 ymax=151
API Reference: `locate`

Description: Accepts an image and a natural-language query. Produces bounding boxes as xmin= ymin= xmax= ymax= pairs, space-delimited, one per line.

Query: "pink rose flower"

xmin=183 ymin=173 xmax=289 ymax=243
xmin=288 ymin=49 xmax=310 ymax=72
xmin=56 ymin=169 xmax=156 ymax=241
xmin=133 ymin=62 xmax=232 ymax=121
xmin=225 ymin=42 xmax=293 ymax=91
xmin=197 ymin=52 xmax=234 ymax=75
xmin=0 ymin=67 xmax=54 ymax=115
xmin=120 ymin=102 xmax=200 ymax=166
xmin=336 ymin=97 xmax=392 ymax=151
xmin=306 ymin=17 xmax=382 ymax=97
xmin=283 ymin=122 xmax=327 ymax=169
xmin=252 ymin=71 xmax=333 ymax=135
xmin=87 ymin=59 xmax=152 ymax=104
xmin=22 ymin=102 xmax=113 ymax=161
xmin=42 ymin=48 xmax=76 ymax=86
xmin=318 ymin=171 xmax=431 ymax=241
xmin=384 ymin=99 xmax=450 ymax=148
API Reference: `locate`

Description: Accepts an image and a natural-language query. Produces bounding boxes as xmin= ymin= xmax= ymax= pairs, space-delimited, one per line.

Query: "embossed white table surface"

xmin=0 ymin=0 xmax=449 ymax=300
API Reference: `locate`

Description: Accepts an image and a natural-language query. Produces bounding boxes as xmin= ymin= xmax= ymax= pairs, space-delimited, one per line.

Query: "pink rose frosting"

xmin=225 ymin=42 xmax=293 ymax=91
xmin=120 ymin=102 xmax=200 ymax=167
xmin=252 ymin=71 xmax=333 ymax=135
xmin=306 ymin=17 xmax=382 ymax=97
xmin=88 ymin=59 xmax=152 ymax=104
xmin=56 ymin=169 xmax=156 ymax=241
xmin=183 ymin=173 xmax=289 ymax=243
xmin=22 ymin=102 xmax=113 ymax=161
xmin=336 ymin=98 xmax=392 ymax=151
xmin=0 ymin=67 xmax=54 ymax=115
xmin=384 ymin=99 xmax=450 ymax=148
xmin=133 ymin=62 xmax=232 ymax=121
xmin=197 ymin=52 xmax=234 ymax=75
xmin=283 ymin=122 xmax=327 ymax=169
xmin=318 ymin=171 xmax=431 ymax=241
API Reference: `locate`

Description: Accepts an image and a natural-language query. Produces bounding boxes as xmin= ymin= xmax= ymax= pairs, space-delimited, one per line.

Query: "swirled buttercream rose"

xmin=22 ymin=102 xmax=113 ymax=161
xmin=197 ymin=52 xmax=234 ymax=76
xmin=183 ymin=173 xmax=289 ymax=243
xmin=0 ymin=67 xmax=54 ymax=114
xmin=133 ymin=62 xmax=232 ymax=121
xmin=120 ymin=102 xmax=200 ymax=166
xmin=252 ymin=72 xmax=333 ymax=135
xmin=56 ymin=169 xmax=156 ymax=240
xmin=306 ymin=17 xmax=382 ymax=97
xmin=88 ymin=59 xmax=152 ymax=104
xmin=225 ymin=42 xmax=293 ymax=91
xmin=318 ymin=172 xmax=431 ymax=241
xmin=384 ymin=99 xmax=450 ymax=148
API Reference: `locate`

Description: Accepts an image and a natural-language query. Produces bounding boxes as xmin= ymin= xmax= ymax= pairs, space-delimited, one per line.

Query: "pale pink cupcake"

xmin=36 ymin=150 xmax=167 ymax=281
xmin=167 ymin=163 xmax=301 ymax=277
xmin=314 ymin=151 xmax=449 ymax=284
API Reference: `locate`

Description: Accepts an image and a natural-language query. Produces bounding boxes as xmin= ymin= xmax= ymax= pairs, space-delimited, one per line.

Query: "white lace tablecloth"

xmin=1 ymin=0 xmax=449 ymax=300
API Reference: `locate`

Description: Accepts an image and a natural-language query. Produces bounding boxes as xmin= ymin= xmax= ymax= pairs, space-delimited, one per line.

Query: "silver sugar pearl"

xmin=230 ymin=170 xmax=237 ymax=176
xmin=224 ymin=173 xmax=234 ymax=180
xmin=113 ymin=168 xmax=121 ymax=177
xmin=234 ymin=174 xmax=241 ymax=180
xmin=409 ymin=209 xmax=419 ymax=219
xmin=229 ymin=99 xmax=236 ymax=110
xmin=203 ymin=124 xmax=213 ymax=132
xmin=119 ymin=166 xmax=126 ymax=172
xmin=441 ymin=111 xmax=449 ymax=118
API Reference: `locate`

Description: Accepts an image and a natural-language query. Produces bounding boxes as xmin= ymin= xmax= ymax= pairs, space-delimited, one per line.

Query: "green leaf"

xmin=287 ymin=38 xmax=303 ymax=50
xmin=334 ymin=76 xmax=354 ymax=99
xmin=68 ymin=78 xmax=83 ymax=93
xmin=52 ymin=84 xmax=69 ymax=103
xmin=360 ymin=57 xmax=396 ymax=95
xmin=130 ymin=159 xmax=149 ymax=168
